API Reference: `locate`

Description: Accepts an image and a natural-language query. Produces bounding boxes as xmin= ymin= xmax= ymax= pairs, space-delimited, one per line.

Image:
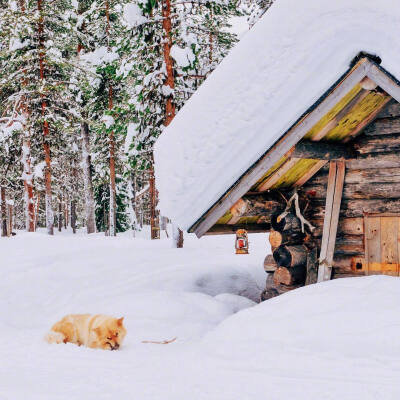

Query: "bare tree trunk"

xmin=81 ymin=122 xmax=96 ymax=233
xmin=22 ymin=138 xmax=36 ymax=232
xmin=71 ymin=200 xmax=76 ymax=234
xmin=34 ymin=191 xmax=40 ymax=229
xmin=58 ymin=196 xmax=62 ymax=232
xmin=106 ymin=0 xmax=116 ymax=237
xmin=38 ymin=0 xmax=54 ymax=235
xmin=64 ymin=196 xmax=68 ymax=229
xmin=149 ymin=168 xmax=160 ymax=240
xmin=1 ymin=187 xmax=7 ymax=237
xmin=76 ymin=5 xmax=96 ymax=235
xmin=162 ymin=0 xmax=183 ymax=247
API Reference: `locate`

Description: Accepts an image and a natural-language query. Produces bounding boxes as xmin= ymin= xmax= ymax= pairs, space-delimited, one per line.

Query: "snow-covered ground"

xmin=1 ymin=230 xmax=400 ymax=399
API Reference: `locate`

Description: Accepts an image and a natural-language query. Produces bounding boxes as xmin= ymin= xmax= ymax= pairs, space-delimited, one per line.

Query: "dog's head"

xmin=95 ymin=317 xmax=127 ymax=350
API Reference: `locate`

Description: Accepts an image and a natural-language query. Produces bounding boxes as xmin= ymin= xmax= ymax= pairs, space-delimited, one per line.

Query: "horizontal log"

xmin=346 ymin=156 xmax=400 ymax=170
xmin=332 ymin=272 xmax=366 ymax=279
xmin=331 ymin=256 xmax=367 ymax=274
xmin=354 ymin=134 xmax=400 ymax=154
xmin=273 ymin=245 xmax=308 ymax=268
xmin=269 ymin=230 xmax=306 ymax=248
xmin=376 ymin=100 xmax=400 ymax=118
xmin=230 ymin=197 xmax=283 ymax=218
xmin=273 ymin=266 xmax=306 ymax=285
xmin=364 ymin=117 xmax=400 ymax=136
xmin=334 ymin=236 xmax=365 ymax=256
xmin=311 ymin=217 xmax=364 ymax=236
xmin=291 ymin=140 xmax=356 ymax=160
xmin=205 ymin=223 xmax=271 ymax=235
xmin=306 ymin=167 xmax=400 ymax=185
xmin=310 ymin=198 xmax=400 ymax=219
xmin=304 ymin=182 xmax=400 ymax=200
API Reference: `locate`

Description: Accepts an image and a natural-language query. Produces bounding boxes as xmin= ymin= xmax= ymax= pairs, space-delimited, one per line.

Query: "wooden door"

xmin=364 ymin=216 xmax=400 ymax=276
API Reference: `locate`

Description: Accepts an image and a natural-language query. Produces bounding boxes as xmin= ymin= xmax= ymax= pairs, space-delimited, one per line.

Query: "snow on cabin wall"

xmin=154 ymin=0 xmax=400 ymax=231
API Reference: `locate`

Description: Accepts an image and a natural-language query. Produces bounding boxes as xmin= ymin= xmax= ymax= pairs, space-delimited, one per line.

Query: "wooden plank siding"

xmin=301 ymin=98 xmax=400 ymax=278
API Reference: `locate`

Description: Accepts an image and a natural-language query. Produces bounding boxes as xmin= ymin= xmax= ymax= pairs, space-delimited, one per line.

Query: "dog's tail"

xmin=45 ymin=330 xmax=65 ymax=344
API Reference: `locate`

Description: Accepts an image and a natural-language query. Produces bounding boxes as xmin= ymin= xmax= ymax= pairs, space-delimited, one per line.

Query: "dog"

xmin=45 ymin=314 xmax=127 ymax=350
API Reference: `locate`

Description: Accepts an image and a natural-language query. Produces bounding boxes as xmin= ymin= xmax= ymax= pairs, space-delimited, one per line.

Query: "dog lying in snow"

xmin=45 ymin=314 xmax=127 ymax=350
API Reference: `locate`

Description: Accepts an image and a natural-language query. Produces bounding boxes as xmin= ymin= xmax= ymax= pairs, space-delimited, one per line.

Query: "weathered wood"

xmin=332 ymin=272 xmax=366 ymax=279
xmin=294 ymin=160 xmax=327 ymax=187
xmin=205 ymin=223 xmax=271 ymax=235
xmin=367 ymin=64 xmax=400 ymax=107
xmin=305 ymin=182 xmax=400 ymax=200
xmin=343 ymin=95 xmax=391 ymax=143
xmin=192 ymin=58 xmax=373 ymax=237
xmin=318 ymin=161 xmax=337 ymax=274
xmin=261 ymin=273 xmax=302 ymax=301
xmin=346 ymin=155 xmax=400 ymax=170
xmin=273 ymin=266 xmax=306 ymax=285
xmin=311 ymin=198 xmax=400 ymax=220
xmin=291 ymin=140 xmax=356 ymax=160
xmin=271 ymin=212 xmax=302 ymax=233
xmin=311 ymin=217 xmax=364 ymax=237
xmin=258 ymin=158 xmax=300 ymax=192
xmin=376 ymin=99 xmax=400 ymax=119
xmin=305 ymin=247 xmax=318 ymax=285
xmin=332 ymin=255 xmax=366 ymax=273
xmin=354 ymin=134 xmax=400 ymax=154
xmin=319 ymin=234 xmax=365 ymax=256
xmin=273 ymin=244 xmax=308 ymax=268
xmin=307 ymin=166 xmax=400 ymax=185
xmin=318 ymin=160 xmax=345 ymax=282
xmin=381 ymin=217 xmax=398 ymax=264
xmin=230 ymin=197 xmax=283 ymax=218
xmin=311 ymin=89 xmax=369 ymax=141
xmin=264 ymin=254 xmax=277 ymax=272
xmin=364 ymin=117 xmax=400 ymax=136
xmin=269 ymin=230 xmax=305 ymax=248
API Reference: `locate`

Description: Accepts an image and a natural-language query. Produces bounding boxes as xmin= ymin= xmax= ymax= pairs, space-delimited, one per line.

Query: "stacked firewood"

xmin=261 ymin=212 xmax=313 ymax=301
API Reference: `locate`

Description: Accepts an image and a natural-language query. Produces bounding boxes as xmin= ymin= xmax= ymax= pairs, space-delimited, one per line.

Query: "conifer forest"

xmin=0 ymin=0 xmax=273 ymax=239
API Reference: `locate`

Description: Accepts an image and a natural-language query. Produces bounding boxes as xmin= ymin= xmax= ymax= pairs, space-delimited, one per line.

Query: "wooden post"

xmin=1 ymin=187 xmax=7 ymax=237
xmin=317 ymin=160 xmax=346 ymax=282
xmin=7 ymin=202 xmax=13 ymax=236
xmin=149 ymin=168 xmax=160 ymax=240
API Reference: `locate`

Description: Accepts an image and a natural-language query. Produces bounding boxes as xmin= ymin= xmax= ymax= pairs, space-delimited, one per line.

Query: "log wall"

xmin=299 ymin=99 xmax=400 ymax=277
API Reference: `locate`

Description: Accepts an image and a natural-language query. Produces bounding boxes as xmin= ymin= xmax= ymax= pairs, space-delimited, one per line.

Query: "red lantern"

xmin=235 ymin=229 xmax=249 ymax=254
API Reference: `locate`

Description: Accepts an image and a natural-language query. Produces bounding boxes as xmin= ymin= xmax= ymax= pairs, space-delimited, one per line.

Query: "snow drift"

xmin=1 ymin=232 xmax=400 ymax=399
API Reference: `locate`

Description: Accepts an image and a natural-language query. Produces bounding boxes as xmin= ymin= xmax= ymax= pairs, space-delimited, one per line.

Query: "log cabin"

xmin=154 ymin=2 xmax=400 ymax=298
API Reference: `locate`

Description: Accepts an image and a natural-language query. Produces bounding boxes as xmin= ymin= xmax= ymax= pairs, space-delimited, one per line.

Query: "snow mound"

xmin=205 ymin=276 xmax=400 ymax=359
xmin=155 ymin=0 xmax=400 ymax=231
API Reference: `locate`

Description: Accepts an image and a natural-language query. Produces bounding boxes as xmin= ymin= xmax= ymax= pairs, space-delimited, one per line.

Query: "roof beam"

xmin=367 ymin=64 xmax=400 ymax=104
xmin=204 ymin=223 xmax=271 ymax=235
xmin=291 ymin=140 xmax=356 ymax=160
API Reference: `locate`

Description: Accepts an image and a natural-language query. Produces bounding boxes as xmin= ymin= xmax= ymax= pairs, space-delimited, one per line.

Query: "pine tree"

xmin=122 ymin=0 xmax=242 ymax=244
xmin=0 ymin=0 xmax=78 ymax=234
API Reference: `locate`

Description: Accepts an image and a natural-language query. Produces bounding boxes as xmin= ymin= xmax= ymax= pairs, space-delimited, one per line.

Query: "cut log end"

xmin=273 ymin=245 xmax=308 ymax=268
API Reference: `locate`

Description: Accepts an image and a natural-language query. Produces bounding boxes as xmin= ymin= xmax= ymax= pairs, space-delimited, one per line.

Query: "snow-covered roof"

xmin=154 ymin=0 xmax=400 ymax=233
